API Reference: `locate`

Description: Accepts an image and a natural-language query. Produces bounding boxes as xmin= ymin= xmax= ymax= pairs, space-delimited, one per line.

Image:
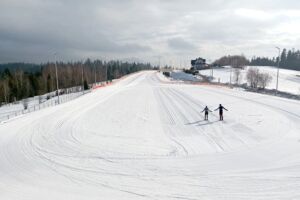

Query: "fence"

xmin=0 ymin=79 xmax=117 ymax=123
xmin=0 ymin=86 xmax=93 ymax=123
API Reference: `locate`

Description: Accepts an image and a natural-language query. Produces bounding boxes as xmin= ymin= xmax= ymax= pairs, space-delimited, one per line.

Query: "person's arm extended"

xmin=214 ymin=108 xmax=218 ymax=111
xmin=208 ymin=109 xmax=212 ymax=112
xmin=224 ymin=107 xmax=228 ymax=111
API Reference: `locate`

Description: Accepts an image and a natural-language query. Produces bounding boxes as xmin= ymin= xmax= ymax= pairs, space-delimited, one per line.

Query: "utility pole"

xmin=54 ymin=53 xmax=60 ymax=104
xmin=81 ymin=60 xmax=84 ymax=92
xmin=208 ymin=59 xmax=213 ymax=78
xmin=158 ymin=57 xmax=161 ymax=69
xmin=275 ymin=47 xmax=281 ymax=95
xmin=105 ymin=64 xmax=108 ymax=83
xmin=229 ymin=67 xmax=232 ymax=85
xmin=103 ymin=57 xmax=108 ymax=83
xmin=3 ymin=83 xmax=7 ymax=103
xmin=94 ymin=62 xmax=97 ymax=87
xmin=180 ymin=59 xmax=182 ymax=69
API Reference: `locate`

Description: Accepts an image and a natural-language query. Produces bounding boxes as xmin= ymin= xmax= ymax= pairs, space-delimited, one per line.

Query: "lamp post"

xmin=158 ymin=56 xmax=161 ymax=69
xmin=208 ymin=59 xmax=213 ymax=78
xmin=101 ymin=56 xmax=108 ymax=83
xmin=94 ymin=62 xmax=97 ymax=87
xmin=81 ymin=60 xmax=84 ymax=93
xmin=275 ymin=47 xmax=281 ymax=95
xmin=229 ymin=67 xmax=232 ymax=85
xmin=54 ymin=52 xmax=60 ymax=104
xmin=106 ymin=64 xmax=108 ymax=83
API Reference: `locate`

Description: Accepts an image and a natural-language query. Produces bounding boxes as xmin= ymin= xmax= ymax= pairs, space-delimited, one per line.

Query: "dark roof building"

xmin=191 ymin=57 xmax=208 ymax=70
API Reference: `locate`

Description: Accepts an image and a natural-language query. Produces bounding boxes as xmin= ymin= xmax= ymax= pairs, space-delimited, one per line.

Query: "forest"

xmin=250 ymin=48 xmax=300 ymax=71
xmin=0 ymin=59 xmax=153 ymax=104
xmin=213 ymin=48 xmax=300 ymax=71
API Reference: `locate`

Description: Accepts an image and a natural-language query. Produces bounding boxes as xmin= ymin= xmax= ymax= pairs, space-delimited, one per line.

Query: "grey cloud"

xmin=0 ymin=0 xmax=300 ymax=64
xmin=168 ymin=37 xmax=197 ymax=51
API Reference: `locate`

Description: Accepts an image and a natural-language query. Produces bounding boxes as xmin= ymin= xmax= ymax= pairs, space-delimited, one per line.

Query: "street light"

xmin=54 ymin=52 xmax=60 ymax=104
xmin=94 ymin=62 xmax=97 ymax=87
xmin=81 ymin=60 xmax=84 ymax=93
xmin=105 ymin=64 xmax=108 ymax=83
xmin=275 ymin=47 xmax=281 ymax=95
xmin=208 ymin=59 xmax=213 ymax=78
xmin=229 ymin=67 xmax=232 ymax=85
xmin=100 ymin=56 xmax=108 ymax=83
xmin=157 ymin=56 xmax=161 ymax=69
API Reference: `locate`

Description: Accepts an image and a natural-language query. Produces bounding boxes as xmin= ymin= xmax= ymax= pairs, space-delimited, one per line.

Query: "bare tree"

xmin=1 ymin=79 xmax=10 ymax=103
xmin=246 ymin=68 xmax=260 ymax=88
xmin=231 ymin=55 xmax=248 ymax=69
xmin=247 ymin=68 xmax=272 ymax=89
xmin=214 ymin=55 xmax=249 ymax=69
xmin=258 ymin=73 xmax=272 ymax=89
xmin=233 ymin=68 xmax=242 ymax=84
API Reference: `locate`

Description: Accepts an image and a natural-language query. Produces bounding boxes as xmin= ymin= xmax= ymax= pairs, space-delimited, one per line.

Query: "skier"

xmin=214 ymin=104 xmax=228 ymax=121
xmin=201 ymin=106 xmax=212 ymax=120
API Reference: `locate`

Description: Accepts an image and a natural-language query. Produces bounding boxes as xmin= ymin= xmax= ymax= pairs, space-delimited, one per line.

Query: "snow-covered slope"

xmin=0 ymin=71 xmax=300 ymax=199
xmin=199 ymin=66 xmax=300 ymax=95
xmin=0 ymin=91 xmax=87 ymax=121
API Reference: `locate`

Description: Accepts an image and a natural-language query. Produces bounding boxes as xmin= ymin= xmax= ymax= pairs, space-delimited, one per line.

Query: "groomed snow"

xmin=0 ymin=71 xmax=300 ymax=199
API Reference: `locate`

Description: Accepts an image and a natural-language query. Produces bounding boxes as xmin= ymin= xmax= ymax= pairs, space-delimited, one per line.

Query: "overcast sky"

xmin=1 ymin=0 xmax=300 ymax=66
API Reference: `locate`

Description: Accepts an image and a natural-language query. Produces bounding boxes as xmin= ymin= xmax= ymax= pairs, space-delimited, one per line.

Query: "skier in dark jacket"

xmin=214 ymin=104 xmax=228 ymax=121
xmin=201 ymin=106 xmax=212 ymax=120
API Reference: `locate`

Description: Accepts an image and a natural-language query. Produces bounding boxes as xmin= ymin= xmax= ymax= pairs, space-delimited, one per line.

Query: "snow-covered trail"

xmin=0 ymin=71 xmax=300 ymax=200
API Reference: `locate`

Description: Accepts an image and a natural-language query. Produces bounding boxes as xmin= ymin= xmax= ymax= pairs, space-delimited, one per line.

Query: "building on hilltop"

xmin=191 ymin=57 xmax=209 ymax=70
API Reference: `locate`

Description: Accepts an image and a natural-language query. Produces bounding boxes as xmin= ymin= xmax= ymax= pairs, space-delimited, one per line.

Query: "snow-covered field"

xmin=0 ymin=71 xmax=300 ymax=199
xmin=199 ymin=66 xmax=300 ymax=95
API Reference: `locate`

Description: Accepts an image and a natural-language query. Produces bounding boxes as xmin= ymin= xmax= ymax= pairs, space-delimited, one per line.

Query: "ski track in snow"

xmin=0 ymin=71 xmax=300 ymax=200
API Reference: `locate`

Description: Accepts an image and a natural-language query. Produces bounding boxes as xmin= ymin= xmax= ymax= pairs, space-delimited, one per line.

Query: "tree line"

xmin=213 ymin=55 xmax=249 ymax=68
xmin=213 ymin=48 xmax=300 ymax=71
xmin=212 ymin=55 xmax=273 ymax=89
xmin=0 ymin=59 xmax=153 ymax=104
xmin=0 ymin=63 xmax=41 ymax=73
xmin=250 ymin=48 xmax=300 ymax=71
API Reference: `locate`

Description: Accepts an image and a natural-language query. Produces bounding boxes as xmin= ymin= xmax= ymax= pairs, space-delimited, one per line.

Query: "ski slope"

xmin=0 ymin=71 xmax=300 ymax=200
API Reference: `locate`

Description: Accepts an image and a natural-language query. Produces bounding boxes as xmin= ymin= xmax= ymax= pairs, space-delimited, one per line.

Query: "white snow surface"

xmin=0 ymin=90 xmax=88 ymax=121
xmin=199 ymin=66 xmax=300 ymax=95
xmin=0 ymin=71 xmax=300 ymax=200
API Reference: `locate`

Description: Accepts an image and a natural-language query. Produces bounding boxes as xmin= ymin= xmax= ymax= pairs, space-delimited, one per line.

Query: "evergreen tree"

xmin=0 ymin=60 xmax=153 ymax=104
xmin=83 ymin=80 xmax=89 ymax=90
xmin=250 ymin=48 xmax=300 ymax=71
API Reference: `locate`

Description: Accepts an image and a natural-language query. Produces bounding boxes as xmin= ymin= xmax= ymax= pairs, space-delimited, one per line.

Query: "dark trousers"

xmin=219 ymin=112 xmax=223 ymax=121
xmin=204 ymin=112 xmax=208 ymax=120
